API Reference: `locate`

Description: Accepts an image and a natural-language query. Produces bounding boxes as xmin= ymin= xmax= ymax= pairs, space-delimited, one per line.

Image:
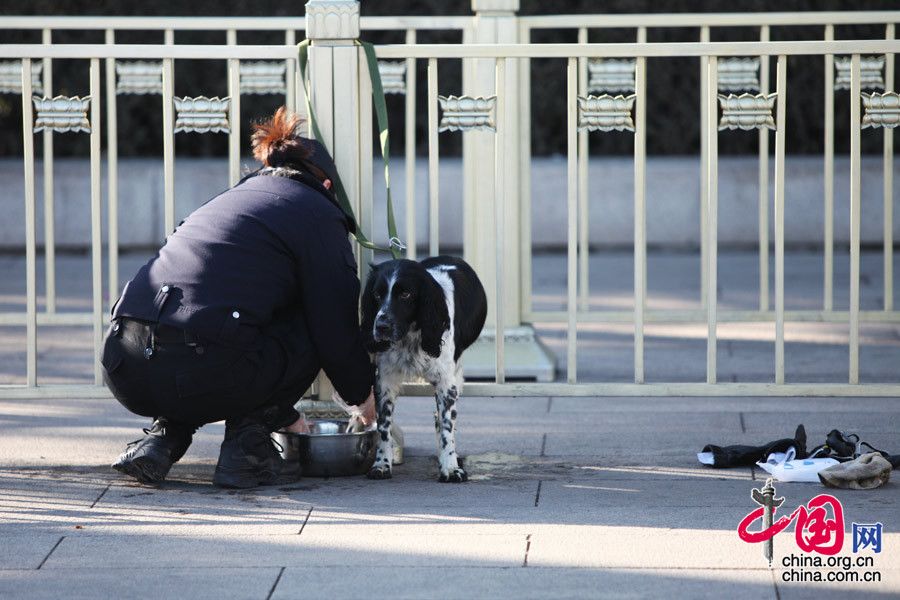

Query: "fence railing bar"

xmin=405 ymin=29 xmax=417 ymax=260
xmin=41 ymin=29 xmax=55 ymax=316
xmin=849 ymin=54 xmax=862 ymax=384
xmin=227 ymin=30 xmax=240 ymax=187
xmin=823 ymin=25 xmax=834 ymax=312
xmin=774 ymin=55 xmax=788 ymax=385
xmin=6 ymin=40 xmax=900 ymax=60
xmin=105 ymin=29 xmax=119 ymax=309
xmin=4 ymin=12 xmax=900 ymax=31
xmin=634 ymin=54 xmax=647 ymax=384
xmin=293 ymin=37 xmax=306 ymax=132
xmin=310 ymin=45 xmax=334 ymax=170
xmin=577 ymin=27 xmax=589 ymax=313
xmin=705 ymin=54 xmax=718 ymax=384
xmin=461 ymin=28 xmax=476 ymax=272
xmin=285 ymin=29 xmax=296 ymax=116
xmin=0 ymin=15 xmax=472 ymax=31
xmin=884 ymin=24 xmax=895 ymax=312
xmin=700 ymin=26 xmax=710 ymax=311
xmin=333 ymin=44 xmax=360 ymax=255
xmin=21 ymin=58 xmax=37 ymax=388
xmin=90 ymin=58 xmax=103 ymax=385
xmin=523 ymin=309 xmax=900 ymax=324
xmin=161 ymin=57 xmax=175 ymax=238
xmin=518 ymin=11 xmax=900 ymax=29
xmin=426 ymin=58 xmax=439 ymax=257
xmin=519 ymin=27 xmax=533 ymax=321
xmin=376 ymin=40 xmax=900 ymax=58
xmin=494 ymin=57 xmax=507 ymax=384
xmin=7 ymin=40 xmax=900 ymax=60
xmin=758 ymin=25 xmax=770 ymax=312
xmin=357 ymin=45 xmax=374 ymax=279
xmin=566 ymin=56 xmax=578 ymax=384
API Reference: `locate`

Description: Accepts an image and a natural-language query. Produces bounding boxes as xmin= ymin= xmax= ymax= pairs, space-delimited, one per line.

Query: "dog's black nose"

xmin=374 ymin=321 xmax=392 ymax=339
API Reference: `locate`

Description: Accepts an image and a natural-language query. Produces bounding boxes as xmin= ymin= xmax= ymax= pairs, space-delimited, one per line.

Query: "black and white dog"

xmin=361 ymin=256 xmax=487 ymax=482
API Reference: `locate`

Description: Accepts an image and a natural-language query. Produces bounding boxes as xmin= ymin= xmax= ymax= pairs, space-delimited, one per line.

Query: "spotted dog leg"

xmin=367 ymin=367 xmax=400 ymax=480
xmin=435 ymin=382 xmax=466 ymax=483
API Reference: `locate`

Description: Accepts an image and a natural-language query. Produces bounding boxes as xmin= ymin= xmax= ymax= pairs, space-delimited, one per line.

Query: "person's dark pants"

xmin=101 ymin=316 xmax=318 ymax=430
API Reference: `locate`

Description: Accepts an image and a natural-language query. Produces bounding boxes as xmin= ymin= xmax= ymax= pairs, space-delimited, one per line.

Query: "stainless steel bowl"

xmin=272 ymin=419 xmax=377 ymax=477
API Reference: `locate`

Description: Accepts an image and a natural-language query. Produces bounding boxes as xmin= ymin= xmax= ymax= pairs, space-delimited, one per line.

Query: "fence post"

xmin=302 ymin=0 xmax=365 ymax=409
xmin=463 ymin=0 xmax=555 ymax=381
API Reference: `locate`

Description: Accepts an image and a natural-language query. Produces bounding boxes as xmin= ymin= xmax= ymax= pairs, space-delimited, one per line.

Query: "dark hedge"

xmin=0 ymin=0 xmax=891 ymax=157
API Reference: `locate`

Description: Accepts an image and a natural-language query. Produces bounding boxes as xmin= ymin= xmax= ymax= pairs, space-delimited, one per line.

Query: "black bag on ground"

xmin=699 ymin=424 xmax=807 ymax=468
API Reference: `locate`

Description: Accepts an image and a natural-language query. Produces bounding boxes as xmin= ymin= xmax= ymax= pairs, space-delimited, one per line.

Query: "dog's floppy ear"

xmin=417 ymin=274 xmax=450 ymax=358
xmin=360 ymin=266 xmax=389 ymax=353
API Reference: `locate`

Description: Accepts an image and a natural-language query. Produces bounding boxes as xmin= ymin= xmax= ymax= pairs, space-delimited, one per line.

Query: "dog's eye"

xmin=400 ymin=291 xmax=412 ymax=300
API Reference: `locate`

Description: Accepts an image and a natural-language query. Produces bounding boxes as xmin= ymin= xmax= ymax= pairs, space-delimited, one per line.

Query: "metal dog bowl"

xmin=272 ymin=419 xmax=377 ymax=477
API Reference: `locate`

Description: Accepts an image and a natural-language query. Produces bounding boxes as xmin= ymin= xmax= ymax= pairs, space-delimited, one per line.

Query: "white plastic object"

xmin=756 ymin=447 xmax=840 ymax=483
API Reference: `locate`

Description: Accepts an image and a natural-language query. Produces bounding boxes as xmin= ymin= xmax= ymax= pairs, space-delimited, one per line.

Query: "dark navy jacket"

xmin=112 ymin=171 xmax=374 ymax=405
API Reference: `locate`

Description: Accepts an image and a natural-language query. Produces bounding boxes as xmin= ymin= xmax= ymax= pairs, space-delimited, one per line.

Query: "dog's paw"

xmin=438 ymin=467 xmax=468 ymax=483
xmin=367 ymin=465 xmax=393 ymax=480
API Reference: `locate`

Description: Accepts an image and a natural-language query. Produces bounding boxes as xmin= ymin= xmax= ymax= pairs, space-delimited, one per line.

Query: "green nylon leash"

xmin=297 ymin=39 xmax=404 ymax=260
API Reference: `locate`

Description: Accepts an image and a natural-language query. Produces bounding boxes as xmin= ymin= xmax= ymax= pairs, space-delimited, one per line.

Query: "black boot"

xmin=213 ymin=416 xmax=299 ymax=489
xmin=112 ymin=418 xmax=194 ymax=485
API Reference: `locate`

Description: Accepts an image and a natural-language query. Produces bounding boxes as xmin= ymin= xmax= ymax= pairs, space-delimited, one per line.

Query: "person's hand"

xmin=358 ymin=388 xmax=376 ymax=427
xmin=332 ymin=388 xmax=377 ymax=431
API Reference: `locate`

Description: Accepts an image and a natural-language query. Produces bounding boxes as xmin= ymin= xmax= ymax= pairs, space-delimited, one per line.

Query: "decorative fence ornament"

xmin=718 ymin=92 xmax=776 ymax=131
xmin=173 ymin=96 xmax=230 ymax=133
xmin=0 ymin=61 xmax=43 ymax=95
xmin=33 ymin=95 xmax=91 ymax=133
xmin=717 ymin=57 xmax=760 ymax=93
xmin=239 ymin=61 xmax=286 ymax=95
xmin=861 ymin=92 xmax=900 ymax=129
xmin=378 ymin=61 xmax=406 ymax=95
xmin=834 ymin=56 xmax=885 ymax=91
xmin=587 ymin=58 xmax=636 ymax=94
xmin=115 ymin=61 xmax=163 ymax=95
xmin=438 ymin=95 xmax=496 ymax=132
xmin=577 ymin=94 xmax=636 ymax=132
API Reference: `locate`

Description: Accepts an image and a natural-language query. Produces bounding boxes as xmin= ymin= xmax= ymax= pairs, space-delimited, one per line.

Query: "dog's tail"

xmin=251 ymin=106 xmax=311 ymax=168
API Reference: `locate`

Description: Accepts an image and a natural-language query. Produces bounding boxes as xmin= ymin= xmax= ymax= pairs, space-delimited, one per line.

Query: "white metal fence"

xmin=517 ymin=11 xmax=899 ymax=323
xmin=1 ymin=8 xmax=899 ymax=398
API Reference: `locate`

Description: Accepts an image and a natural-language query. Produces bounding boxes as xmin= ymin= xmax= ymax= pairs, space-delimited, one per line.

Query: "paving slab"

xmin=528 ymin=527 xmax=763 ymax=569
xmin=272 ymin=566 xmax=776 ymax=600
xmin=0 ymin=567 xmax=281 ymax=600
xmin=43 ymin=532 xmax=526 ymax=568
xmin=80 ymin=483 xmax=313 ymax=536
xmin=272 ymin=472 xmax=540 ymax=510
xmin=0 ymin=397 xmax=226 ymax=468
xmin=402 ymin=428 xmax=544 ymax=458
xmin=0 ymin=535 xmax=65 ymax=570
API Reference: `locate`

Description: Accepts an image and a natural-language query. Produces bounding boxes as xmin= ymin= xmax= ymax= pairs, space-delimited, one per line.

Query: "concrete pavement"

xmin=0 ymin=393 xmax=898 ymax=598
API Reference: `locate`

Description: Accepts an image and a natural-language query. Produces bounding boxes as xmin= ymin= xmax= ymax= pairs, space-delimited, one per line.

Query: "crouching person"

xmin=102 ymin=108 xmax=375 ymax=488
